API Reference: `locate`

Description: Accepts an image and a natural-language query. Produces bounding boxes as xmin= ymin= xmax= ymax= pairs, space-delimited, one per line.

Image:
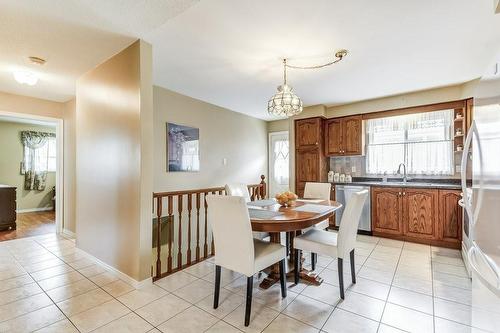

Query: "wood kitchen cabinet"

xmin=372 ymin=187 xmax=462 ymax=248
xmin=325 ymin=115 xmax=364 ymax=156
xmin=372 ymin=187 xmax=403 ymax=235
xmin=438 ymin=190 xmax=462 ymax=247
xmin=402 ymin=188 xmax=439 ymax=240
xmin=296 ymin=117 xmax=323 ymax=149
xmin=295 ymin=117 xmax=327 ymax=197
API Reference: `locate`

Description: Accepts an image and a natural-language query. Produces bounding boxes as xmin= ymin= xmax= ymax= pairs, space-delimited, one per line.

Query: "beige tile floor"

xmin=0 ymin=232 xmax=483 ymax=332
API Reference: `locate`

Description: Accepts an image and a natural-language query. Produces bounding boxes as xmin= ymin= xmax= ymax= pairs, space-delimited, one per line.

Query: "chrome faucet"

xmin=397 ymin=163 xmax=408 ymax=183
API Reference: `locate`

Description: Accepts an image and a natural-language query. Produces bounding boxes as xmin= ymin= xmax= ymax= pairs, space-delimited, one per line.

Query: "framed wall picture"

xmin=166 ymin=122 xmax=200 ymax=172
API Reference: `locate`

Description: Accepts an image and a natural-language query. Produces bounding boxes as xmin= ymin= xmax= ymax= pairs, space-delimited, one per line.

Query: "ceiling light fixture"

xmin=13 ymin=70 xmax=39 ymax=86
xmin=267 ymin=49 xmax=348 ymax=118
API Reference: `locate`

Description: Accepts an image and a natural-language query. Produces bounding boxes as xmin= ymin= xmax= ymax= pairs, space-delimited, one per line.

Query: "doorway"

xmin=0 ymin=111 xmax=63 ymax=240
xmin=268 ymin=131 xmax=290 ymax=198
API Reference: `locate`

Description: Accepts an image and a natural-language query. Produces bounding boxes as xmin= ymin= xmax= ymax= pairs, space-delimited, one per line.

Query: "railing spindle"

xmin=187 ymin=194 xmax=192 ymax=266
xmin=177 ymin=194 xmax=183 ymax=270
xmin=211 ymin=191 xmax=216 ymax=256
xmin=155 ymin=197 xmax=162 ymax=279
xmin=196 ymin=193 xmax=201 ymax=262
xmin=167 ymin=195 xmax=173 ymax=273
xmin=204 ymin=192 xmax=208 ymax=258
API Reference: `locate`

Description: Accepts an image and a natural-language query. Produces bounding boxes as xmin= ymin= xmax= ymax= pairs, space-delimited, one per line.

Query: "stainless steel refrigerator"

xmin=461 ymin=63 xmax=500 ymax=332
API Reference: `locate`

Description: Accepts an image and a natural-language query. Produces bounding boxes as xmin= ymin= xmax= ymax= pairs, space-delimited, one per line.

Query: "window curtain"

xmin=366 ymin=110 xmax=454 ymax=175
xmin=21 ymin=131 xmax=55 ymax=191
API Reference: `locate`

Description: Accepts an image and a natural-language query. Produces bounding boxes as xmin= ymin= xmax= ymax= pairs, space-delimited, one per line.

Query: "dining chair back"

xmin=303 ymin=182 xmax=332 ymax=269
xmin=304 ymin=182 xmax=331 ymax=200
xmin=206 ymin=194 xmax=287 ymax=326
xmin=225 ymin=183 xmax=251 ymax=203
xmin=225 ymin=183 xmax=269 ymax=241
xmin=337 ymin=190 xmax=368 ymax=259
xmin=206 ymin=195 xmax=255 ymax=276
xmin=293 ymin=189 xmax=368 ymax=300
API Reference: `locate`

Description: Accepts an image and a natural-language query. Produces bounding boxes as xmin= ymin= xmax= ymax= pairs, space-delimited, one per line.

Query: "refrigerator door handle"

xmin=461 ymin=121 xmax=485 ymax=226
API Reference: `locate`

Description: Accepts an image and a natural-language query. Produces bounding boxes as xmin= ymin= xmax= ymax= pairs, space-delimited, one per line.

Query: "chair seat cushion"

xmin=302 ymin=219 xmax=330 ymax=233
xmin=253 ymin=239 xmax=286 ymax=274
xmin=294 ymin=229 xmax=338 ymax=258
xmin=253 ymin=232 xmax=270 ymax=241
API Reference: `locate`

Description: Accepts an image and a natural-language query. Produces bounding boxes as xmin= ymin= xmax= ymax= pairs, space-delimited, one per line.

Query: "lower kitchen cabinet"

xmin=438 ymin=189 xmax=462 ymax=248
xmin=403 ymin=188 xmax=439 ymax=240
xmin=372 ymin=187 xmax=402 ymax=235
xmin=371 ymin=187 xmax=462 ymax=248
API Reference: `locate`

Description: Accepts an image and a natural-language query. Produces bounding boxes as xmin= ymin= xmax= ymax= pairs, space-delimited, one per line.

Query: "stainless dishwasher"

xmin=335 ymin=185 xmax=371 ymax=233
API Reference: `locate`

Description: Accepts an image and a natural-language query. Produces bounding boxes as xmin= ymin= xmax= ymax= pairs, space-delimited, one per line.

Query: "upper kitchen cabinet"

xmin=296 ymin=117 xmax=323 ymax=149
xmin=325 ymin=115 xmax=364 ymax=156
xmin=295 ymin=117 xmax=327 ymax=197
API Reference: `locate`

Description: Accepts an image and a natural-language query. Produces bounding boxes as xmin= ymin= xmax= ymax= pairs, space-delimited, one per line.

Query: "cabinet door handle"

xmin=403 ymin=192 xmax=406 ymax=196
xmin=315 ymin=142 xmax=318 ymax=145
xmin=398 ymin=192 xmax=402 ymax=196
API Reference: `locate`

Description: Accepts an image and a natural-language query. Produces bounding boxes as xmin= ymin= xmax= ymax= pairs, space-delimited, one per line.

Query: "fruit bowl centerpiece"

xmin=275 ymin=191 xmax=298 ymax=207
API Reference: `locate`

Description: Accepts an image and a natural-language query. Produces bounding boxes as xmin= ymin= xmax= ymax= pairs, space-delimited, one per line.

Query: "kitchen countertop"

xmin=331 ymin=177 xmax=463 ymax=190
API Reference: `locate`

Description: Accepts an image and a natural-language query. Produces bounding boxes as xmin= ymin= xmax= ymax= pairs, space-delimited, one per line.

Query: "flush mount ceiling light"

xmin=12 ymin=56 xmax=46 ymax=86
xmin=267 ymin=49 xmax=348 ymax=118
xmin=13 ymin=70 xmax=39 ymax=86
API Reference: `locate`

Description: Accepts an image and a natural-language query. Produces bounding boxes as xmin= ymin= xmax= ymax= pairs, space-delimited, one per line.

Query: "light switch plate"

xmin=351 ymin=166 xmax=357 ymax=173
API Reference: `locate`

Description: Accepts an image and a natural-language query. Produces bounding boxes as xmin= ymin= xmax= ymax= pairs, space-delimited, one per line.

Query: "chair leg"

xmin=311 ymin=253 xmax=317 ymax=271
xmin=279 ymin=259 xmax=287 ymax=298
xmin=294 ymin=249 xmax=300 ymax=284
xmin=285 ymin=232 xmax=290 ymax=257
xmin=244 ymin=276 xmax=253 ymax=327
xmin=350 ymin=249 xmax=356 ymax=284
xmin=338 ymin=258 xmax=345 ymax=300
xmin=213 ymin=265 xmax=221 ymax=309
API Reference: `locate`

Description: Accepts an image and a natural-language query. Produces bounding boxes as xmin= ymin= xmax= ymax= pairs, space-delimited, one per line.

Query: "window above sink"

xmin=366 ymin=109 xmax=454 ymax=176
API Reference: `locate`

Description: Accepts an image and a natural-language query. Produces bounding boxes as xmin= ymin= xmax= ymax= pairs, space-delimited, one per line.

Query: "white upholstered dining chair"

xmin=206 ymin=195 xmax=287 ymax=326
xmin=294 ymin=189 xmax=368 ymax=300
xmin=303 ymin=182 xmax=332 ymax=269
xmin=225 ymin=183 xmax=269 ymax=241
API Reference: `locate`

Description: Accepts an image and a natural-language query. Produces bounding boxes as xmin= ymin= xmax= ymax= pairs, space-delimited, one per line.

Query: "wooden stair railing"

xmin=152 ymin=175 xmax=266 ymax=281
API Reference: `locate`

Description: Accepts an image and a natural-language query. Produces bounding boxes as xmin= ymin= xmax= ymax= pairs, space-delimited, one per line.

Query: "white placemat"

xmin=247 ymin=199 xmax=277 ymax=207
xmin=296 ymin=199 xmax=324 ymax=203
xmin=292 ymin=204 xmax=334 ymax=214
xmin=248 ymin=209 xmax=283 ymax=219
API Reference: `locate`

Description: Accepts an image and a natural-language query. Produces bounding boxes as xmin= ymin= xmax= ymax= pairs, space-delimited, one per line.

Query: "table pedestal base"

xmin=259 ymin=268 xmax=323 ymax=289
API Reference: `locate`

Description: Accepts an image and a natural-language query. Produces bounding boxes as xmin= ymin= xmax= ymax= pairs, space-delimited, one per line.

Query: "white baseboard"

xmin=17 ymin=207 xmax=54 ymax=213
xmin=61 ymin=229 xmax=76 ymax=238
xmin=78 ymin=248 xmax=152 ymax=289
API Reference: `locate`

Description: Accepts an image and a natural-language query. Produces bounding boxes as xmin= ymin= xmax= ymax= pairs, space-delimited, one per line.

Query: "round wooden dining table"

xmin=248 ymin=199 xmax=342 ymax=289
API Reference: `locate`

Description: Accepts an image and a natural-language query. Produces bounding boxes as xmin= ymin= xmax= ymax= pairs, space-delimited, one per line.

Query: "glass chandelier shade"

xmin=267 ymin=84 xmax=303 ymax=117
xmin=267 ymin=50 xmax=347 ymax=118
xmin=268 ymin=59 xmax=303 ymax=117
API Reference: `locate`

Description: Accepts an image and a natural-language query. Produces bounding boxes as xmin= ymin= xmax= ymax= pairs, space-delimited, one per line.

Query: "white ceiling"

xmin=1 ymin=0 xmax=500 ymax=120
xmin=0 ymin=0 xmax=198 ymax=102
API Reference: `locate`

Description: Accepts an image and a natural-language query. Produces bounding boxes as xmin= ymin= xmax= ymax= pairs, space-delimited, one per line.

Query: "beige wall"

xmin=153 ymin=86 xmax=267 ymax=192
xmin=63 ymin=99 xmax=76 ymax=233
xmin=326 ymin=84 xmax=464 ymax=118
xmin=76 ymin=40 xmax=153 ymax=282
xmin=0 ymin=91 xmax=64 ymax=119
xmin=0 ymin=121 xmax=56 ymax=210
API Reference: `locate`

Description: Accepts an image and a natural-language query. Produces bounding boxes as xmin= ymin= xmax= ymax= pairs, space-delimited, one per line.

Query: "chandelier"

xmin=267 ymin=49 xmax=348 ymax=118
